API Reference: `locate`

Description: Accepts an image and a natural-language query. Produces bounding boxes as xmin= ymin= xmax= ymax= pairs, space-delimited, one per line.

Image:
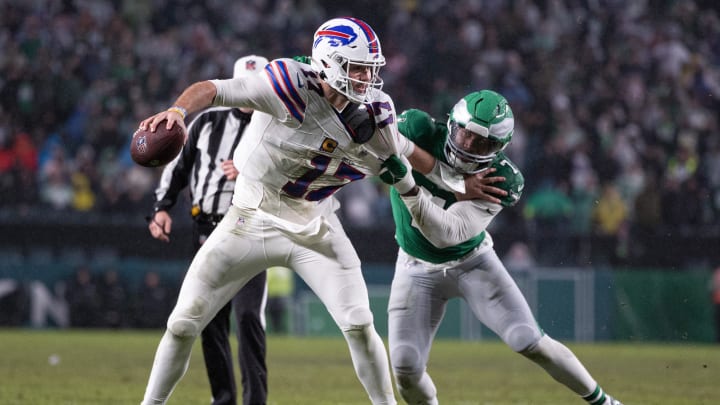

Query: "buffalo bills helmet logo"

xmin=314 ymin=25 xmax=358 ymax=48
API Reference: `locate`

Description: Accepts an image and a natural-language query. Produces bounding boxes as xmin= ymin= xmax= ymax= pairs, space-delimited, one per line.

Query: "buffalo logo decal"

xmin=314 ymin=25 xmax=358 ymax=48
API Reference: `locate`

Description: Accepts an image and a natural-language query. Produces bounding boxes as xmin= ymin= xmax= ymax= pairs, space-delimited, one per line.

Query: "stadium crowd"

xmin=0 ymin=0 xmax=718 ymax=267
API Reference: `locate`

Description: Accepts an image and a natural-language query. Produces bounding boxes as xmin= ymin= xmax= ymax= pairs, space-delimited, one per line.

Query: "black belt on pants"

xmin=193 ymin=212 xmax=224 ymax=225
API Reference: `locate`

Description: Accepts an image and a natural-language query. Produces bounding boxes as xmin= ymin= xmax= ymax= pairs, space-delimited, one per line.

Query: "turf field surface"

xmin=0 ymin=329 xmax=717 ymax=404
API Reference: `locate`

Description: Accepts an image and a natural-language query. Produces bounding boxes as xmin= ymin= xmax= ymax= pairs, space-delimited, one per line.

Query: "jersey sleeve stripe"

xmin=274 ymin=60 xmax=307 ymax=112
xmin=264 ymin=62 xmax=305 ymax=122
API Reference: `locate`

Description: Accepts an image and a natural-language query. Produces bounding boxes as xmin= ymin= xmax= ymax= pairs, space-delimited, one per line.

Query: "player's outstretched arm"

xmin=407 ymin=144 xmax=436 ymax=176
xmin=380 ymin=154 xmax=501 ymax=248
xmin=139 ymin=80 xmax=217 ymax=134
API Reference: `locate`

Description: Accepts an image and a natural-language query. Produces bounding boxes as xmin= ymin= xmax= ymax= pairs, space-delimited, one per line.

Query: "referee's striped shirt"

xmin=153 ymin=107 xmax=252 ymax=217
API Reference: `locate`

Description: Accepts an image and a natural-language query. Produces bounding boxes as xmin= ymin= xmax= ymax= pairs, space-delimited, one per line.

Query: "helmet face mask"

xmin=311 ymin=17 xmax=386 ymax=103
xmin=444 ymin=90 xmax=514 ymax=174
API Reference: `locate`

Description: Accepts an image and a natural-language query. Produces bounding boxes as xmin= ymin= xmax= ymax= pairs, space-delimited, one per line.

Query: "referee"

xmin=147 ymin=55 xmax=269 ymax=405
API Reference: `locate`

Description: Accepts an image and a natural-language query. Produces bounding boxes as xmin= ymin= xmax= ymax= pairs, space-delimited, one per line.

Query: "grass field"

xmin=0 ymin=329 xmax=717 ymax=404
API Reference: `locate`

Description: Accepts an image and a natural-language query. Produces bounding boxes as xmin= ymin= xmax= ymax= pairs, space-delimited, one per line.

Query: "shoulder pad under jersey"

xmin=398 ymin=109 xmax=435 ymax=141
xmin=398 ymin=109 xmax=446 ymax=158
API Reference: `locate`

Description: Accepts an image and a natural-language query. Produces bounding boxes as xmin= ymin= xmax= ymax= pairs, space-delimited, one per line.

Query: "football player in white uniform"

xmin=136 ymin=17 xmax=444 ymax=405
xmin=379 ymin=91 xmax=623 ymax=405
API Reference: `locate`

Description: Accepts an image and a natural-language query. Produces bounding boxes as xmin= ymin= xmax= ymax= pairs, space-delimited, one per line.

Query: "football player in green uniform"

xmin=379 ymin=90 xmax=622 ymax=405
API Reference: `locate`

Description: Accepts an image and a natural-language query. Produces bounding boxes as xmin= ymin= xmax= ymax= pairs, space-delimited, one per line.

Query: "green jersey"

xmin=391 ymin=109 xmax=524 ymax=263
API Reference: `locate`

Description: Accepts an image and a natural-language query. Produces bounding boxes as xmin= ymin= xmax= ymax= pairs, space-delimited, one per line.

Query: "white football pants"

xmin=142 ymin=205 xmax=395 ymax=404
xmin=388 ymin=242 xmax=598 ymax=404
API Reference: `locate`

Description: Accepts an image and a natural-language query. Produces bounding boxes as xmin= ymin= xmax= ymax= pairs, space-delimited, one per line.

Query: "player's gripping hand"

xmin=457 ymin=167 xmax=508 ymax=203
xmin=379 ymin=155 xmax=417 ymax=195
xmin=138 ymin=109 xmax=189 ymax=143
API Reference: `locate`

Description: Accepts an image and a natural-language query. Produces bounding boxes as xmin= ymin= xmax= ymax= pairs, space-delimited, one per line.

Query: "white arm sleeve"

xmin=210 ymin=75 xmax=292 ymax=123
xmin=397 ymin=134 xmax=414 ymax=157
xmin=400 ymin=187 xmax=501 ymax=248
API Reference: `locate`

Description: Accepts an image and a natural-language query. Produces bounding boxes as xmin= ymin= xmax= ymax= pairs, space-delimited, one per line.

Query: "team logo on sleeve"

xmin=320 ymin=138 xmax=338 ymax=153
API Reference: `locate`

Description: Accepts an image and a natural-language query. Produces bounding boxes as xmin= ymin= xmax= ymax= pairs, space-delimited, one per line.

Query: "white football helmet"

xmin=311 ymin=17 xmax=386 ymax=103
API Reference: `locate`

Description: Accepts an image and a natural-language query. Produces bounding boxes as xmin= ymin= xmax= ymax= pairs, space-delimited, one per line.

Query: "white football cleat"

xmin=605 ymin=396 xmax=623 ymax=405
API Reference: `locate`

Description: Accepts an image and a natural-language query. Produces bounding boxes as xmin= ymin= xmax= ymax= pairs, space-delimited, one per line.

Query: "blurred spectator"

xmin=592 ymin=182 xmax=629 ymax=265
xmin=98 ymin=269 xmax=128 ymax=328
xmin=0 ymin=130 xmax=39 ymax=207
xmin=592 ymin=183 xmax=628 ymax=236
xmin=629 ymin=171 xmax=663 ymax=264
xmin=713 ymin=267 xmax=720 ymax=342
xmin=64 ymin=265 xmax=101 ymax=328
xmin=70 ymin=144 xmax=98 ymax=212
xmin=503 ymin=242 xmax=536 ymax=273
xmin=265 ymin=266 xmax=294 ymax=334
xmin=568 ymin=140 xmax=599 ymax=234
xmin=522 ymin=181 xmax=574 ymax=264
xmin=0 ymin=279 xmax=28 ymax=326
xmin=38 ymin=142 xmax=73 ymax=210
xmin=134 ymin=271 xmax=173 ymax=329
xmin=633 ymin=172 xmax=663 ymax=233
xmin=665 ymin=141 xmax=698 ymax=185
xmin=523 ymin=181 xmax=574 ymax=234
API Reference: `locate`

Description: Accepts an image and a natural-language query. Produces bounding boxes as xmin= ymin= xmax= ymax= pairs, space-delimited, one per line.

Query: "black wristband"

xmin=146 ymin=207 xmax=166 ymax=224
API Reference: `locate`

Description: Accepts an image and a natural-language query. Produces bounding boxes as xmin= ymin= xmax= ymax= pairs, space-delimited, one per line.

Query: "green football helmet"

xmin=445 ymin=90 xmax=514 ymax=174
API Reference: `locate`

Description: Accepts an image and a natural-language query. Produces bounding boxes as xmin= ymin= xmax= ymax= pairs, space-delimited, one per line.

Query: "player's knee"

xmin=390 ymin=344 xmax=423 ymax=379
xmin=520 ymin=334 xmax=562 ymax=360
xmin=505 ymin=324 xmax=542 ymax=353
xmin=341 ymin=306 xmax=374 ymax=332
xmin=167 ymin=297 xmax=211 ymax=337
xmin=167 ymin=316 xmax=199 ymax=337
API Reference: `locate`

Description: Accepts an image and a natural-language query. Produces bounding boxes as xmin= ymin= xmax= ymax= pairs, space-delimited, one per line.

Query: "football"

xmin=130 ymin=120 xmax=184 ymax=167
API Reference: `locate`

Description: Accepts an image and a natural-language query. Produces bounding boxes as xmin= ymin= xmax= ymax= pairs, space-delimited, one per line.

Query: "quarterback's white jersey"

xmin=211 ymin=58 xmax=412 ymax=226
